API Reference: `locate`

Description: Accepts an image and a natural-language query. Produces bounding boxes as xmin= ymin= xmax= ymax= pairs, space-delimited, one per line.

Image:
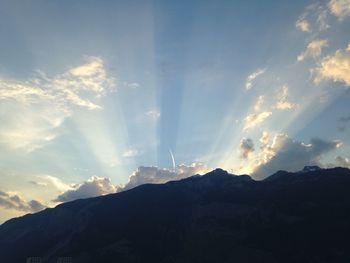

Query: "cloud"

xmin=335 ymin=155 xmax=350 ymax=168
xmin=28 ymin=181 xmax=48 ymax=187
xmin=69 ymin=57 xmax=105 ymax=78
xmin=328 ymin=0 xmax=350 ymax=18
xmin=146 ymin=110 xmax=160 ymax=119
xmin=296 ymin=19 xmax=311 ymax=32
xmin=314 ymin=43 xmax=350 ymax=86
xmin=122 ymin=149 xmax=139 ymax=158
xmin=123 ymin=163 xmax=210 ymax=191
xmin=245 ymin=68 xmax=265 ymax=90
xmin=317 ymin=9 xmax=330 ymax=30
xmin=243 ymin=96 xmax=272 ymax=131
xmin=28 ymin=200 xmax=46 ymax=213
xmin=123 ymin=82 xmax=140 ymax=89
xmin=260 ymin=131 xmax=270 ymax=146
xmin=296 ymin=3 xmax=331 ymax=34
xmin=252 ymin=134 xmax=342 ymax=179
xmin=51 ymin=163 xmax=209 ymax=203
xmin=244 ymin=111 xmax=272 ymax=130
xmin=297 ymin=39 xmax=328 ymax=61
xmin=274 ymin=85 xmax=297 ymax=110
xmin=54 ymin=176 xmax=118 ymax=203
xmin=35 ymin=175 xmax=73 ymax=192
xmin=239 ymin=138 xmax=255 ymax=159
xmin=0 ymin=56 xmax=114 ymax=152
xmin=0 ymin=191 xmax=46 ymax=213
xmin=254 ymin=95 xmax=265 ymax=112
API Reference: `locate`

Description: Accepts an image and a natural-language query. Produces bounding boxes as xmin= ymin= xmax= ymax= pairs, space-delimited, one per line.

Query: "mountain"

xmin=1 ymin=167 xmax=350 ymax=263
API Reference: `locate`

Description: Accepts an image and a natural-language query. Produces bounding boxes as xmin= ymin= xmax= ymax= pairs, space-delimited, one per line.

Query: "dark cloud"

xmin=28 ymin=200 xmax=46 ymax=212
xmin=239 ymin=138 xmax=255 ymax=159
xmin=253 ymin=134 xmax=341 ymax=179
xmin=0 ymin=191 xmax=45 ymax=213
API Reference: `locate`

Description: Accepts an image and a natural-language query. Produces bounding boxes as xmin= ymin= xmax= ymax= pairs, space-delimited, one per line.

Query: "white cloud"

xmin=275 ymin=101 xmax=295 ymax=110
xmin=243 ymin=95 xmax=272 ymax=131
xmin=296 ymin=19 xmax=311 ymax=32
xmin=70 ymin=57 xmax=105 ymax=77
xmin=328 ymin=0 xmax=350 ymax=18
xmin=260 ymin=131 xmax=270 ymax=146
xmin=122 ymin=149 xmax=139 ymax=158
xmin=254 ymin=95 xmax=265 ymax=112
xmin=314 ymin=43 xmax=350 ymax=86
xmin=0 ymin=191 xmax=46 ymax=213
xmin=239 ymin=138 xmax=255 ymax=159
xmin=123 ymin=163 xmax=210 ymax=191
xmin=35 ymin=175 xmax=73 ymax=192
xmin=123 ymin=82 xmax=140 ymax=89
xmin=0 ymin=56 xmax=115 ymax=152
xmin=53 ymin=163 xmax=210 ymax=203
xmin=54 ymin=176 xmax=118 ymax=203
xmin=297 ymin=39 xmax=328 ymax=61
xmin=244 ymin=111 xmax=272 ymax=130
xmin=252 ymin=134 xmax=342 ymax=179
xmin=176 ymin=163 xmax=209 ymax=177
xmin=274 ymin=85 xmax=297 ymax=110
xmin=245 ymin=68 xmax=265 ymax=90
xmin=146 ymin=110 xmax=160 ymax=119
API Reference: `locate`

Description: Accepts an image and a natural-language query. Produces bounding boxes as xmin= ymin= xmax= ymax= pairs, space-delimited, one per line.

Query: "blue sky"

xmin=0 ymin=0 xmax=350 ymax=223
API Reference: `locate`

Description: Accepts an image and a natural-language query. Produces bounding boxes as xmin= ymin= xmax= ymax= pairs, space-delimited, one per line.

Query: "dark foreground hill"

xmin=1 ymin=167 xmax=350 ymax=263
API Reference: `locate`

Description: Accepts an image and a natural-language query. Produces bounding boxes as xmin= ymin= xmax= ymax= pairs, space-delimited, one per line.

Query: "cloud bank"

xmin=253 ymin=134 xmax=341 ymax=179
xmin=53 ymin=163 xmax=210 ymax=203
xmin=54 ymin=176 xmax=118 ymax=203
xmin=0 ymin=191 xmax=45 ymax=213
xmin=123 ymin=163 xmax=209 ymax=190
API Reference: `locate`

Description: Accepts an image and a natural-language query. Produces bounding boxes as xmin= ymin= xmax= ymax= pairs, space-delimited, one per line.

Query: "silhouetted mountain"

xmin=1 ymin=167 xmax=350 ymax=263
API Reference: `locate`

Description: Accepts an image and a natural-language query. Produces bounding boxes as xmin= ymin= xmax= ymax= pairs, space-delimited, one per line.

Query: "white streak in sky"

xmin=169 ymin=148 xmax=176 ymax=172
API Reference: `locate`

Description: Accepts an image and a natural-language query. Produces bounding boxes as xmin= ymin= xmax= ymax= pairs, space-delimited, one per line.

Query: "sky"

xmin=0 ymin=0 xmax=350 ymax=223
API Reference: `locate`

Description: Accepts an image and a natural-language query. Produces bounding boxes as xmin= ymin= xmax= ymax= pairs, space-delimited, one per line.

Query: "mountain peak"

xmin=206 ymin=168 xmax=230 ymax=176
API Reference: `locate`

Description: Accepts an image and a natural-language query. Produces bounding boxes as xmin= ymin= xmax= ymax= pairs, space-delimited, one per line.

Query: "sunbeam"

xmin=0 ymin=0 xmax=350 ymax=224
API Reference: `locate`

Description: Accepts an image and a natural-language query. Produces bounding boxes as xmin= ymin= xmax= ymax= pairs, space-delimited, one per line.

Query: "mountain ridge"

xmin=1 ymin=166 xmax=350 ymax=263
